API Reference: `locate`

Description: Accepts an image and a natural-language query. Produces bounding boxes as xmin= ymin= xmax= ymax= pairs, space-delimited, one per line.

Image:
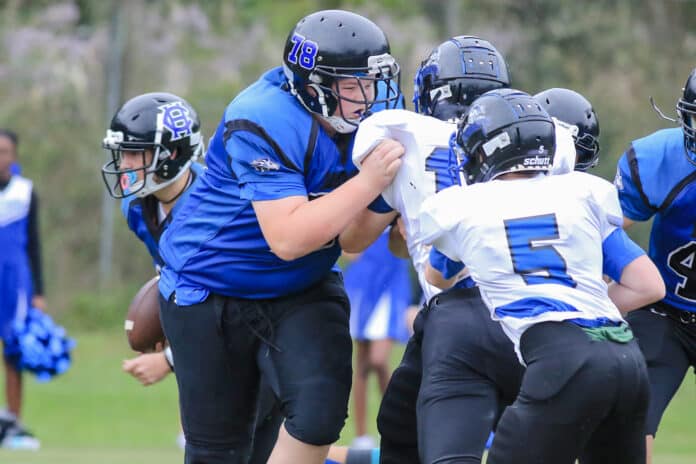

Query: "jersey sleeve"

xmin=228 ymin=130 xmax=307 ymax=201
xmin=429 ymin=247 xmax=464 ymax=278
xmin=614 ymin=146 xmax=655 ymax=221
xmin=368 ymin=195 xmax=394 ymax=213
xmin=587 ymin=174 xmax=625 ymax=240
xmin=602 ymin=228 xmax=646 ymax=282
xmin=418 ymin=187 xmax=467 ymax=260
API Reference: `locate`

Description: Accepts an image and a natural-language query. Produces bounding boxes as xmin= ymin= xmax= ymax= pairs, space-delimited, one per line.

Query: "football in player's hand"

xmin=125 ymin=276 xmax=165 ymax=352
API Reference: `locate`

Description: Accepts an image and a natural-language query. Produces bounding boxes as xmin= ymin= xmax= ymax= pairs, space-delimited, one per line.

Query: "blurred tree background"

xmin=1 ymin=0 xmax=695 ymax=322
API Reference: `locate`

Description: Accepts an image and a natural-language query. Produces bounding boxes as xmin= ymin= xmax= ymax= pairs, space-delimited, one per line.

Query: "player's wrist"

xmin=164 ymin=346 xmax=174 ymax=371
xmin=353 ymin=169 xmax=386 ymax=198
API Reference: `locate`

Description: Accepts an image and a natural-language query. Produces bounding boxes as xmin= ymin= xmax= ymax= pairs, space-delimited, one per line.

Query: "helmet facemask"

xmin=677 ymin=93 xmax=696 ymax=163
xmin=285 ymin=53 xmax=401 ymax=134
xmin=573 ymin=130 xmax=600 ymax=170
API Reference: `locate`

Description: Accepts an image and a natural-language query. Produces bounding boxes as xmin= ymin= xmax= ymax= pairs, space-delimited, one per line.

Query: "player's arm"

xmin=387 ymin=216 xmax=409 ymax=258
xmin=339 ymin=121 xmax=402 ymax=253
xmin=338 ymin=207 xmax=398 ymax=253
xmin=253 ymin=139 xmax=403 ymax=261
xmin=603 ymin=228 xmax=665 ymax=313
xmin=622 ymin=216 xmax=636 ymax=229
xmin=425 ymin=247 xmax=464 ymax=290
xmin=614 ymin=146 xmax=655 ymax=230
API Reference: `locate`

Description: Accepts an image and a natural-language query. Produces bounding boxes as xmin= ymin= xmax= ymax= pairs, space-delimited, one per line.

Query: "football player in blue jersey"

xmin=101 ymin=92 xmax=204 ymax=386
xmin=0 ymin=129 xmax=44 ymax=449
xmin=420 ymin=88 xmax=664 ymax=464
xmin=156 ymin=10 xmax=402 ymax=464
xmin=615 ymin=68 xmax=696 ymax=464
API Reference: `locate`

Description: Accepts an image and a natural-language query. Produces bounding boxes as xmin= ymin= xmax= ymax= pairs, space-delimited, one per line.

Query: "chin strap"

xmin=159 ymin=170 xmax=192 ymax=205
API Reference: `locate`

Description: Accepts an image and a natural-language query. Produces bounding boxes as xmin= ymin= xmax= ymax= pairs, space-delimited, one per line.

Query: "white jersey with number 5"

xmin=418 ymin=171 xmax=625 ymax=357
xmin=353 ymin=109 xmax=458 ymax=300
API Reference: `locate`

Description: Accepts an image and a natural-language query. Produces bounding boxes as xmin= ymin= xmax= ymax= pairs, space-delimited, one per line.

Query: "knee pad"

xmin=283 ymin=379 xmax=350 ymax=446
xmin=185 ymin=442 xmax=250 ymax=464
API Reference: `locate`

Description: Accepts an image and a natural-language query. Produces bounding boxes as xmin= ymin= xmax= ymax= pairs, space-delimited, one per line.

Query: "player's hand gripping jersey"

xmin=419 ymin=171 xmax=626 ymax=358
xmin=616 ymin=127 xmax=696 ymax=310
xmin=352 ymin=109 xmax=460 ymax=300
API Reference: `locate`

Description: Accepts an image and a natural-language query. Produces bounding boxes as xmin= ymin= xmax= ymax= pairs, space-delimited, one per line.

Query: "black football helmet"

xmin=101 ymin=92 xmax=203 ymax=199
xmin=534 ymin=88 xmax=600 ymax=171
xmin=453 ymin=88 xmax=556 ymax=184
xmin=414 ymin=35 xmax=510 ymax=121
xmin=677 ymin=68 xmax=696 ymax=163
xmin=282 ymin=9 xmax=401 ymax=134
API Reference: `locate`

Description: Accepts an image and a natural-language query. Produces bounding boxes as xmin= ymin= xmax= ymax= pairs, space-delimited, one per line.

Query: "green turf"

xmin=0 ymin=328 xmax=694 ymax=463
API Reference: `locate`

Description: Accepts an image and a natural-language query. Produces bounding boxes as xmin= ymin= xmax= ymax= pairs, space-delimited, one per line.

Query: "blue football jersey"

xmin=615 ymin=128 xmax=696 ymax=311
xmin=159 ymin=67 xmax=390 ymax=304
xmin=120 ymin=162 xmax=204 ymax=268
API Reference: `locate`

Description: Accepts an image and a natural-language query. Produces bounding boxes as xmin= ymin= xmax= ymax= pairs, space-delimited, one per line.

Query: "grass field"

xmin=1 ymin=327 xmax=695 ymax=463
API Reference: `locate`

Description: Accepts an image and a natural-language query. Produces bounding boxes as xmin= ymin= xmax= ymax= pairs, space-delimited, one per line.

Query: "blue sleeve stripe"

xmin=368 ymin=194 xmax=393 ymax=213
xmin=429 ymin=247 xmax=464 ymax=278
xmin=602 ymin=228 xmax=645 ymax=282
xmin=223 ymin=119 xmax=301 ymax=173
xmin=626 ymin=146 xmax=657 ymax=213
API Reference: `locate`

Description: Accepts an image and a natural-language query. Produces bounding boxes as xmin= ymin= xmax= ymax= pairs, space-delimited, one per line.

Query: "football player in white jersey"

xmin=340 ymin=36 xmax=514 ymax=464
xmin=418 ymin=88 xmax=664 ymax=463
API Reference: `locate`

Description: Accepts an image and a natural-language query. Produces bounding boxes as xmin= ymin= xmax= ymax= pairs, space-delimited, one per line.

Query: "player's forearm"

xmin=425 ymin=261 xmax=456 ymax=290
xmin=268 ymin=174 xmax=384 ymax=261
xmin=608 ymin=255 xmax=665 ymax=313
xmin=339 ymin=209 xmax=397 ymax=253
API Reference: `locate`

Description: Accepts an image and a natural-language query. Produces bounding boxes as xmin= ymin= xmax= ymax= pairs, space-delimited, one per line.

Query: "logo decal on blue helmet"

xmin=160 ymin=101 xmax=194 ymax=141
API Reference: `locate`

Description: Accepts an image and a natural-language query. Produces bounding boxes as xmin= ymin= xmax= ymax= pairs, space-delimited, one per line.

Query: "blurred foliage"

xmin=0 ymin=0 xmax=694 ymax=321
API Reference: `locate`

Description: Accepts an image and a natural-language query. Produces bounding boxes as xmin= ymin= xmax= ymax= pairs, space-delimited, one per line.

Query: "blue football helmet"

xmin=534 ymin=88 xmax=600 ymax=171
xmin=282 ymin=10 xmax=401 ymax=134
xmin=414 ymin=35 xmax=510 ymax=121
xmin=453 ymin=89 xmax=556 ymax=184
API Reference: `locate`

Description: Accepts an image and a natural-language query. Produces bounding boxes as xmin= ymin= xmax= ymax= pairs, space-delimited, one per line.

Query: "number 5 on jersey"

xmin=504 ymin=213 xmax=577 ymax=288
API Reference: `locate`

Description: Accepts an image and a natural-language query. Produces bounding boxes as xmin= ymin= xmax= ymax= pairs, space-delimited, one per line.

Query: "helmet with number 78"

xmin=282 ymin=9 xmax=401 ymax=134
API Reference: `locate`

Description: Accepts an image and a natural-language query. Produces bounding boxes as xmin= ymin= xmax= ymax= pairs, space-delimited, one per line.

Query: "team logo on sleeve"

xmin=160 ymin=101 xmax=194 ymax=141
xmin=614 ymin=169 xmax=624 ymax=190
xmin=251 ymin=158 xmax=280 ymax=172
